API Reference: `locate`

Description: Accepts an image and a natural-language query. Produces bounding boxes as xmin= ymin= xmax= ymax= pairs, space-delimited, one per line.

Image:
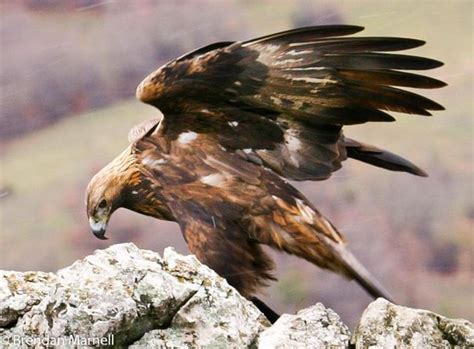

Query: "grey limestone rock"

xmin=1 ymin=244 xmax=472 ymax=348
xmin=352 ymin=298 xmax=474 ymax=348
xmin=0 ymin=271 xmax=56 ymax=328
xmin=0 ymin=243 xmax=268 ymax=348
xmin=257 ymin=303 xmax=351 ymax=348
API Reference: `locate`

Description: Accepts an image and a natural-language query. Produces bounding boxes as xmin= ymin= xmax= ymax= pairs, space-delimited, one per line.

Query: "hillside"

xmin=0 ymin=0 xmax=473 ymax=328
xmin=1 ymin=94 xmax=472 ymax=327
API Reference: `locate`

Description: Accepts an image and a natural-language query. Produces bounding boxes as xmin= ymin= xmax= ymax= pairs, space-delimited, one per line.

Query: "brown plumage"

xmin=86 ymin=25 xmax=445 ymax=312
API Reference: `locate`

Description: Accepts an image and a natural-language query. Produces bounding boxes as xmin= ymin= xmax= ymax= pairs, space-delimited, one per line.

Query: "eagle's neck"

xmin=125 ymin=171 xmax=175 ymax=222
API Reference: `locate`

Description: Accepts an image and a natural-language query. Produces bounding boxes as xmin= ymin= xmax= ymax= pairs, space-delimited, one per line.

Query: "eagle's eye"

xmin=98 ymin=199 xmax=107 ymax=209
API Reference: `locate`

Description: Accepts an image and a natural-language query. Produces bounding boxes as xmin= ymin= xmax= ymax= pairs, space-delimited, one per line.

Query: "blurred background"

xmin=0 ymin=0 xmax=472 ymax=328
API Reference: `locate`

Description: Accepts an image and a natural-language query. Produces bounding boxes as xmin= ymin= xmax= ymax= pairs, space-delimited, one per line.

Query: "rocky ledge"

xmin=0 ymin=243 xmax=472 ymax=348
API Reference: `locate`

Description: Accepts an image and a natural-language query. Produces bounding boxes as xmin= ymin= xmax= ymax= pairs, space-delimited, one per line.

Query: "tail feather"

xmin=330 ymin=239 xmax=395 ymax=302
xmin=345 ymin=138 xmax=428 ymax=177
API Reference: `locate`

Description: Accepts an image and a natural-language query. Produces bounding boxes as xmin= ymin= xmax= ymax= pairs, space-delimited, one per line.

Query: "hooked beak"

xmin=89 ymin=218 xmax=108 ymax=240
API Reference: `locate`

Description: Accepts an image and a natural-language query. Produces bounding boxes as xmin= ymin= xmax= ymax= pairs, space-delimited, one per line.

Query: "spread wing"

xmin=135 ymin=25 xmax=445 ymax=180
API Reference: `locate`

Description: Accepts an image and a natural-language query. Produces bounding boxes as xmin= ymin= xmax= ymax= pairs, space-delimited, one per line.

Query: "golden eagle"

xmin=86 ymin=25 xmax=445 ymax=320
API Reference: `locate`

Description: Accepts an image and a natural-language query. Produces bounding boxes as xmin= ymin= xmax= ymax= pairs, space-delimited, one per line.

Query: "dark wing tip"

xmin=402 ymin=161 xmax=429 ymax=177
xmin=428 ymin=58 xmax=444 ymax=69
xmin=243 ymin=25 xmax=365 ymax=46
xmin=335 ymin=24 xmax=365 ymax=33
xmin=284 ymin=24 xmax=365 ymax=33
xmin=380 ymin=37 xmax=425 ymax=51
xmin=423 ymin=77 xmax=448 ymax=89
xmin=304 ymin=24 xmax=365 ymax=34
xmin=420 ymin=96 xmax=445 ymax=111
xmin=409 ymin=38 xmax=426 ymax=47
xmin=175 ymin=41 xmax=235 ymax=62
xmin=414 ymin=168 xmax=429 ymax=177
xmin=437 ymin=80 xmax=448 ymax=88
xmin=432 ymin=103 xmax=445 ymax=111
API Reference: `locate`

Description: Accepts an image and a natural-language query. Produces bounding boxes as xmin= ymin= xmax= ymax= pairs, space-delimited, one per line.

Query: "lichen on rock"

xmin=0 ymin=243 xmax=472 ymax=348
xmin=0 ymin=243 xmax=268 ymax=348
xmin=0 ymin=271 xmax=56 ymax=328
xmin=131 ymin=248 xmax=269 ymax=348
xmin=257 ymin=303 xmax=351 ymax=348
xmin=352 ymin=298 xmax=474 ymax=348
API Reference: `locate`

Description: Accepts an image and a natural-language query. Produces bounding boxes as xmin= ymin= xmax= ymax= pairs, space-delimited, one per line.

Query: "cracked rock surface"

xmin=0 ymin=243 xmax=472 ymax=348
xmin=352 ymin=298 xmax=474 ymax=348
xmin=257 ymin=303 xmax=351 ymax=348
xmin=0 ymin=243 xmax=268 ymax=348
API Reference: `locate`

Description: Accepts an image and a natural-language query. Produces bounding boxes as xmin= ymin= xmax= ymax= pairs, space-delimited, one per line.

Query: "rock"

xmin=130 ymin=248 xmax=269 ymax=348
xmin=257 ymin=303 xmax=351 ymax=348
xmin=0 ymin=243 xmax=268 ymax=348
xmin=1 ymin=244 xmax=472 ymax=348
xmin=352 ymin=298 xmax=474 ymax=348
xmin=0 ymin=271 xmax=56 ymax=327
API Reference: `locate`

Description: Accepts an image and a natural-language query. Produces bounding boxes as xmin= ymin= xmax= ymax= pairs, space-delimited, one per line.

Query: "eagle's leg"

xmin=251 ymin=297 xmax=280 ymax=324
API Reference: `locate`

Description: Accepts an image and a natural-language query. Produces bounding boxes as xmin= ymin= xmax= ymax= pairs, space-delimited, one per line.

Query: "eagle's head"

xmin=86 ymin=145 xmax=172 ymax=240
xmin=85 ymin=147 xmax=134 ymax=239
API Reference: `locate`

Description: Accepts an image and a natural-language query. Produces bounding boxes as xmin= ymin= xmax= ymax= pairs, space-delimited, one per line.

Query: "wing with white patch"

xmin=136 ymin=25 xmax=445 ymax=180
